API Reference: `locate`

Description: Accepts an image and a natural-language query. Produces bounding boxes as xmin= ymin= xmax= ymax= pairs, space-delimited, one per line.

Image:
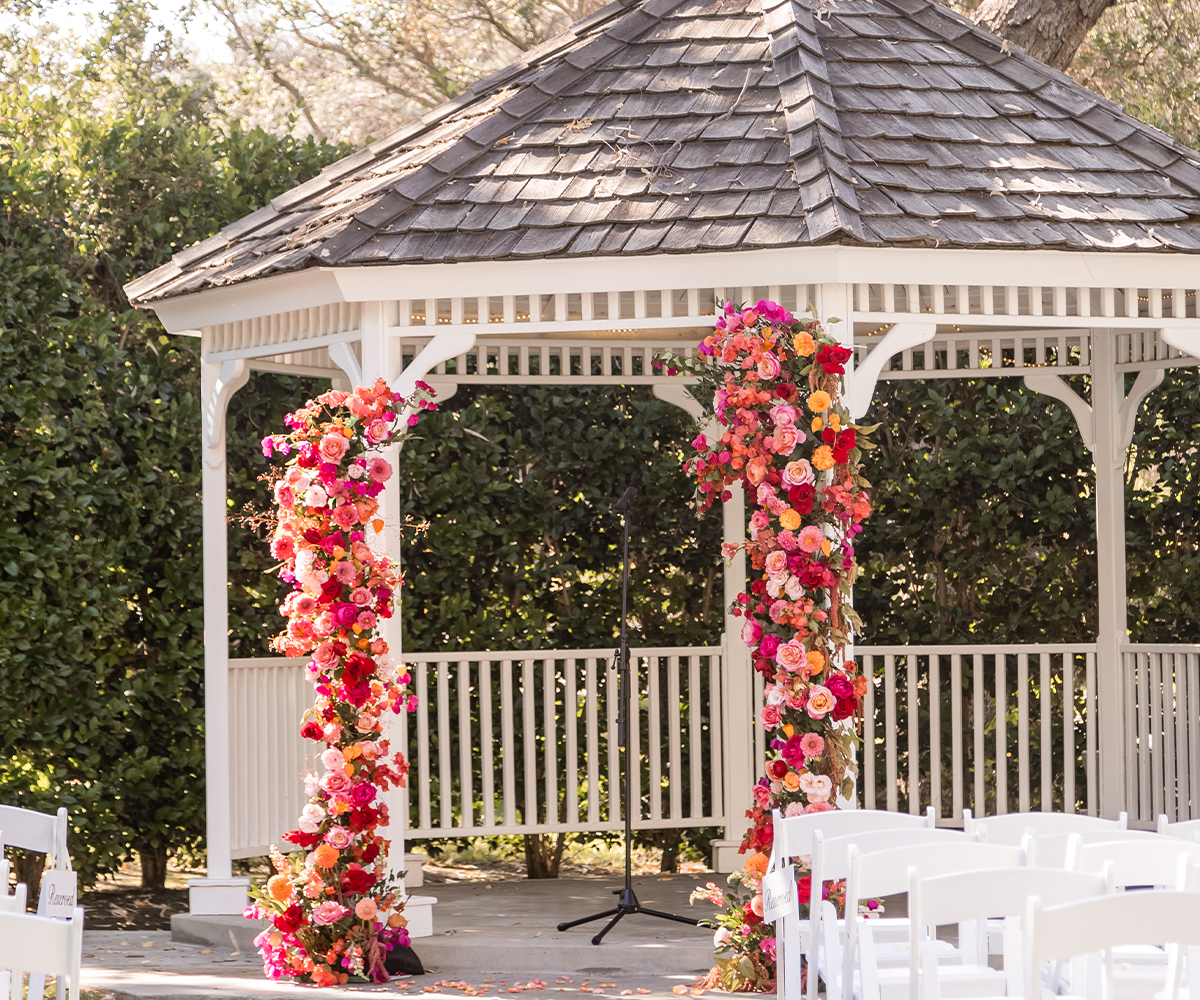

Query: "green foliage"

xmin=0 ymin=2 xmax=344 ymax=883
xmin=396 ymin=386 xmax=722 ymax=651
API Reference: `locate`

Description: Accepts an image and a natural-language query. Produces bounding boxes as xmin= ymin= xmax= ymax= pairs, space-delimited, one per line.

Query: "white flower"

xmin=298 ymin=802 xmax=326 ymax=834
xmin=306 ymin=485 xmax=328 ymax=508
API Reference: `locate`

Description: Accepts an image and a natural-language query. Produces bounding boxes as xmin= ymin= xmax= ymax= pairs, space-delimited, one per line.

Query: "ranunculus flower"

xmin=355 ymin=898 xmax=379 ymax=921
xmin=806 ymin=685 xmax=835 ymax=719
xmin=766 ymin=759 xmax=789 ymax=781
xmin=318 ymin=433 xmax=350 ymax=464
xmin=312 ymin=901 xmax=350 ymax=926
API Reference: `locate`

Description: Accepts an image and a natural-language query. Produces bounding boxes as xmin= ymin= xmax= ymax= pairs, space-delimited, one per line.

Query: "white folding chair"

xmin=806 ymin=828 xmax=978 ymax=1000
xmin=0 ymin=883 xmax=30 ymax=1000
xmin=1030 ymin=828 xmax=1161 ymax=869
xmin=970 ymin=810 xmax=1127 ymax=844
xmin=771 ymin=808 xmax=937 ymax=1000
xmin=0 ymin=906 xmax=83 ymax=1000
xmin=1025 ymin=891 xmax=1200 ymax=1000
xmin=837 ymin=841 xmax=1029 ymax=1000
xmin=908 ymin=866 xmax=1112 ymax=1000
xmin=1158 ymin=815 xmax=1200 ymax=842
xmin=0 ymin=806 xmax=72 ymax=1000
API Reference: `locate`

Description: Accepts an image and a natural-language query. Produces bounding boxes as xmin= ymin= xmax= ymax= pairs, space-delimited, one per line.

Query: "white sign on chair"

xmin=762 ymin=865 xmax=797 ymax=924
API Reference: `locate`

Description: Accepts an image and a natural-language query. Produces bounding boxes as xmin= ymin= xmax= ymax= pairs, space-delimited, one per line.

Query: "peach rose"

xmin=806 ymin=685 xmax=835 ymax=719
xmin=776 ymin=640 xmax=808 ymax=672
xmin=319 ymin=433 xmax=350 ymax=464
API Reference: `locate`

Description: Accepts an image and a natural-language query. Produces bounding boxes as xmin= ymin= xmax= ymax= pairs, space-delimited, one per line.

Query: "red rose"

xmin=341 ymin=864 xmax=377 ymax=893
xmin=349 ymin=807 xmax=376 ymax=832
xmin=815 ymin=345 xmax=853 ymax=375
xmin=360 ymin=842 xmax=380 ymax=864
xmin=832 ymin=697 xmax=856 ymax=721
xmin=300 ymin=721 xmax=324 ymax=741
xmin=782 ymin=736 xmax=805 ymax=768
xmin=343 ymin=679 xmax=371 ymax=707
xmin=343 ymin=652 xmax=375 ymax=681
xmin=827 ymin=674 xmax=854 ymax=699
xmin=319 ymin=577 xmax=343 ymax=604
xmin=797 ymin=876 xmax=812 ymax=903
xmin=744 ymin=902 xmax=762 ymax=926
xmin=801 ymin=563 xmax=827 ymax=588
xmin=767 ymin=759 xmax=789 ymax=781
xmin=789 ymin=483 xmax=815 ymax=514
xmin=274 ymin=903 xmax=307 ymax=934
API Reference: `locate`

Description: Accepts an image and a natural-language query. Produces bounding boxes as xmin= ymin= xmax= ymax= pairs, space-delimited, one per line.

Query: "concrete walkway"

xmin=85 ymin=875 xmax=744 ymax=1000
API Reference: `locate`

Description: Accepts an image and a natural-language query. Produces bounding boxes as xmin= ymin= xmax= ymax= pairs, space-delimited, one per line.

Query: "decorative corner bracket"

xmin=395 ymin=332 xmax=476 ymax=399
xmin=1023 ymin=373 xmax=1095 ymax=454
xmin=652 ymin=382 xmax=705 ymax=420
xmin=202 ymin=358 xmax=250 ymax=467
xmin=329 ymin=342 xmax=363 ymax=388
xmin=847 ymin=322 xmax=937 ymax=421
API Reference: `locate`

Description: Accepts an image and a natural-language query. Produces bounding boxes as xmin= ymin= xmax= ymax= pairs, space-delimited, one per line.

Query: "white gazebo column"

xmin=713 ymin=481 xmax=753 ymax=872
xmin=357 ymin=302 xmax=438 ymax=936
xmin=189 ymin=356 xmax=251 ymax=915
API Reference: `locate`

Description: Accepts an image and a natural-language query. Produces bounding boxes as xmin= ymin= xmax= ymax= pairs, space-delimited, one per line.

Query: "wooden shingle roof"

xmin=127 ymin=0 xmax=1200 ymax=305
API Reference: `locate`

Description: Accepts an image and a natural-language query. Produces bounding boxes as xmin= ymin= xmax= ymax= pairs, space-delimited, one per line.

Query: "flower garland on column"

xmin=246 ymin=377 xmax=435 ymax=986
xmin=676 ymin=300 xmax=875 ymax=992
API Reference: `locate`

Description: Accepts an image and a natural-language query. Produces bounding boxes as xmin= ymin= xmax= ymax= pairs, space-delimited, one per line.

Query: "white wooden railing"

xmin=398 ymin=647 xmax=725 ymax=838
xmin=1123 ymin=644 xmax=1200 ymax=825
xmin=227 ymin=646 xmax=724 ymax=857
xmin=852 ymin=644 xmax=1099 ymax=822
xmin=228 ymin=641 xmax=1200 ymax=858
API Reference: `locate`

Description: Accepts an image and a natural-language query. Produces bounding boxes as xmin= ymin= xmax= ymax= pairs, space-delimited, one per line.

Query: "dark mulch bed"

xmin=78 ymin=886 xmax=190 ymax=930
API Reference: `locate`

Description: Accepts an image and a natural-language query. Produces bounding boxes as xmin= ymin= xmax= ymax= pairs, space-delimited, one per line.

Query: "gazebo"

xmin=127 ymin=0 xmax=1200 ymax=926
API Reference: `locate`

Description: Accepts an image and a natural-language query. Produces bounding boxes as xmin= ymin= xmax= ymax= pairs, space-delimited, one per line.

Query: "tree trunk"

xmin=139 ymin=844 xmax=169 ymax=890
xmin=10 ymin=849 xmax=46 ymax=910
xmin=659 ymin=830 xmax=682 ymax=873
xmin=974 ymin=0 xmax=1118 ymax=71
xmin=523 ymin=833 xmax=567 ymax=879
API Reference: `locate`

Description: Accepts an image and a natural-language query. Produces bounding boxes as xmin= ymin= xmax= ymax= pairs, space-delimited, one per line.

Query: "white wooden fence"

xmin=227 ymin=646 xmax=724 ymax=857
xmin=1123 ymin=644 xmax=1200 ymax=825
xmin=227 ymin=641 xmax=1200 ymax=858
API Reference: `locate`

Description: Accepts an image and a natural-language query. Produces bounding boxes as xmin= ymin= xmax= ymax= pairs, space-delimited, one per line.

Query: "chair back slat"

xmin=770 ymin=807 xmax=933 ymax=866
xmin=1066 ymin=835 xmax=1200 ymax=888
xmin=970 ymin=810 xmax=1126 ymax=843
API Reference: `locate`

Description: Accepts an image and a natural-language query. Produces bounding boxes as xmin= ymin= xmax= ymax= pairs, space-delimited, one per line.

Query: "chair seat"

xmin=864 ymin=962 xmax=1006 ymax=1000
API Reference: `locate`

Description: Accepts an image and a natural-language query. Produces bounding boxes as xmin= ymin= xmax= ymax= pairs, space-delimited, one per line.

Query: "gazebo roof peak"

xmin=127 ymin=0 xmax=1200 ymax=307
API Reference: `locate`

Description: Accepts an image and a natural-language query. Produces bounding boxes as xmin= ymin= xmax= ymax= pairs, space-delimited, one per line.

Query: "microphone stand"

xmin=555 ymin=489 xmax=699 ymax=945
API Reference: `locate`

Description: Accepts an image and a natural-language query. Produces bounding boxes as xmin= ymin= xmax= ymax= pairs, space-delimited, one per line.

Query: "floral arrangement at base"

xmin=672 ymin=299 xmax=875 ymax=991
xmin=245 ymin=377 xmax=435 ymax=985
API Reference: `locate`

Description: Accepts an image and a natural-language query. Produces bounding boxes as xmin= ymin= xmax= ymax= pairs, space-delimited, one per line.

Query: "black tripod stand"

xmin=555 ymin=485 xmax=700 ymax=945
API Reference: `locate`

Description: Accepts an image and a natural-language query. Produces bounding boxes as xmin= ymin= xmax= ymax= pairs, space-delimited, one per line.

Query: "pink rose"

xmin=772 ymin=427 xmax=799 ymax=455
xmin=753 ymin=784 xmax=772 ymax=807
xmin=741 ymin=619 xmax=762 ymax=648
xmin=318 ymin=433 xmax=350 ymax=464
xmin=760 ymin=704 xmax=782 ymax=729
xmin=320 ymin=747 xmax=345 ymax=770
xmin=764 ymin=550 xmax=788 ymax=576
xmin=782 ymin=460 xmax=814 ymax=487
xmin=805 ymin=801 xmax=836 ymax=813
xmin=274 ymin=483 xmax=295 ymax=509
xmin=758 ymin=634 xmax=781 ymax=659
xmin=312 ymin=901 xmax=350 ymax=926
xmin=806 ymin=685 xmax=835 ymax=719
xmin=313 ymin=642 xmax=340 ymax=671
xmin=351 ymin=541 xmax=375 ymax=563
xmin=350 ymin=587 xmax=373 ymax=607
xmin=331 ymin=503 xmax=359 ymax=528
xmin=770 ymin=405 xmax=796 ymax=427
xmin=776 ymin=640 xmax=808 ymax=672
xmin=325 ymin=826 xmax=354 ymax=849
xmin=350 ymin=782 xmax=376 ymax=806
xmin=365 ymin=419 xmax=390 ymax=445
xmin=756 ymin=353 xmax=781 ymax=380
xmin=321 ymin=769 xmax=351 ymax=793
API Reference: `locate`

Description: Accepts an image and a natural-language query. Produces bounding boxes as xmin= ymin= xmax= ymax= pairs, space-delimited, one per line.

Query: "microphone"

xmin=614 ymin=485 xmax=639 ymax=514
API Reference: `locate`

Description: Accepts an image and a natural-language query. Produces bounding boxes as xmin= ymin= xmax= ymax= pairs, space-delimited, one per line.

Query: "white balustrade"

xmin=227 ymin=646 xmax=724 ymax=856
xmin=855 ymin=644 xmax=1099 ymax=821
xmin=1121 ymin=644 xmax=1200 ymax=825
